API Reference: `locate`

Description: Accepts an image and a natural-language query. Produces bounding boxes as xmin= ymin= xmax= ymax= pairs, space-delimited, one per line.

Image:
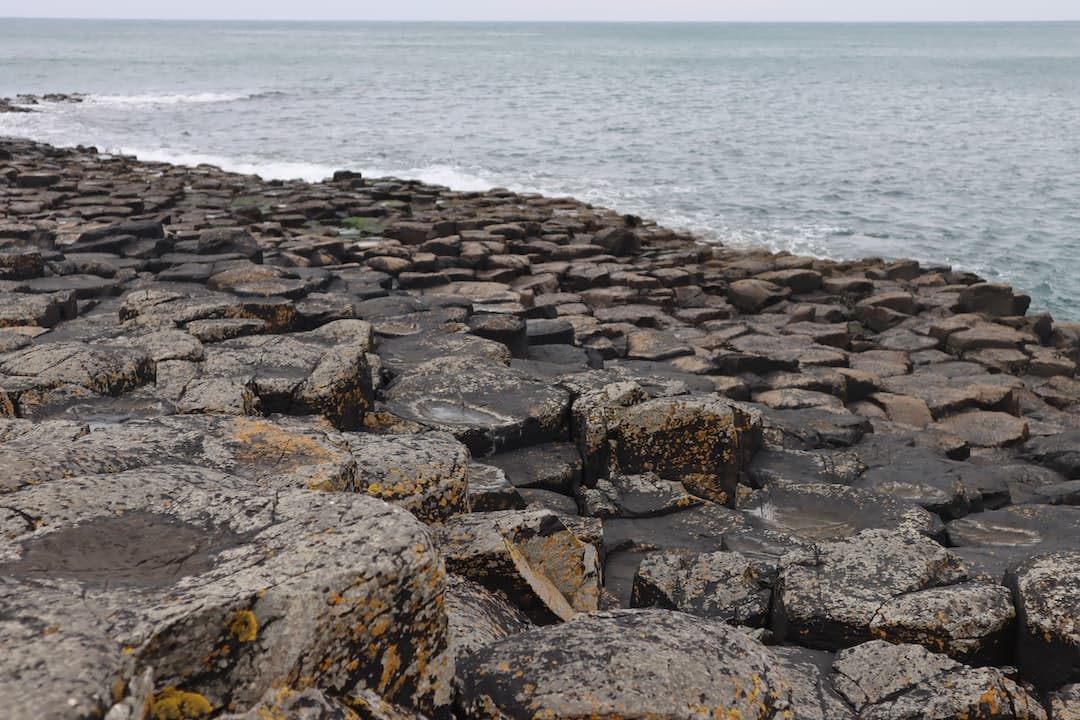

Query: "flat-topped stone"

xmin=382 ymin=356 xmax=571 ymax=455
xmin=0 ymin=466 xmax=452 ymax=719
xmin=457 ymin=610 xmax=798 ymax=719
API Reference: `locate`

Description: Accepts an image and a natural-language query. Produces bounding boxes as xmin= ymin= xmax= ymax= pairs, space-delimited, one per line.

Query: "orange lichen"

xmin=226 ymin=609 xmax=259 ymax=642
xmin=146 ymin=687 xmax=213 ymax=720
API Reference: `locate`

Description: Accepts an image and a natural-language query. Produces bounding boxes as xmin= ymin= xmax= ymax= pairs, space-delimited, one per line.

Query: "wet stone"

xmin=483 ymin=441 xmax=582 ymax=494
xmin=741 ymin=481 xmax=943 ymax=542
xmin=467 ymin=312 xmax=527 ymax=357
xmin=1022 ymin=430 xmax=1080 ymax=479
xmin=602 ymin=503 xmax=746 ymax=605
xmin=580 ymin=472 xmax=703 ymax=519
xmin=525 ymin=317 xmax=576 ymax=345
xmin=382 ymin=356 xmax=570 ymax=455
xmin=747 ymin=447 xmax=866 ymax=487
xmin=24 ymin=273 xmax=127 ymax=299
xmin=760 ymin=406 xmax=872 ymax=449
xmin=466 ymin=462 xmax=525 ymax=512
xmin=855 ymin=446 xmax=1010 ymax=520
xmin=518 ymin=487 xmax=579 ymax=515
xmin=948 ymin=505 xmax=1080 ymax=580
xmin=376 ymin=331 xmax=510 ymax=376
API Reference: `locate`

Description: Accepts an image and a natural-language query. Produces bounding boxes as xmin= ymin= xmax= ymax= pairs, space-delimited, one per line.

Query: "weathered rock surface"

xmin=443 ymin=575 xmax=531 ymax=660
xmin=772 ymin=529 xmax=968 ymax=650
xmin=336 ymin=430 xmax=471 ymax=522
xmin=630 ymin=549 xmax=771 ymax=625
xmin=456 ymin=610 xmax=798 ymax=719
xmin=832 ymin=641 xmax=1046 ymax=720
xmin=605 ymin=395 xmax=762 ymax=504
xmin=434 ymin=509 xmax=601 ymax=624
xmin=0 ymin=466 xmax=452 ymax=719
xmin=1007 ymin=551 xmax=1080 ymax=690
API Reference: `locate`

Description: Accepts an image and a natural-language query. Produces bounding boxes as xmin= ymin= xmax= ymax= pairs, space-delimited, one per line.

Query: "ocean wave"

xmin=113 ymin=146 xmax=339 ymax=182
xmin=363 ymin=163 xmax=499 ymax=192
xmin=85 ymin=92 xmax=268 ymax=107
xmin=99 ymin=147 xmax=505 ymax=191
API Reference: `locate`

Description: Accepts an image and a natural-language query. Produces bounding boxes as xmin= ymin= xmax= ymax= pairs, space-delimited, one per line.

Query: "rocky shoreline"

xmin=2 ymin=135 xmax=1080 ymax=719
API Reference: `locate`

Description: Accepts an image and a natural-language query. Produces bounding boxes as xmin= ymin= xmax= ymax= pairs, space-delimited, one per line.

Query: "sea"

xmin=2 ymin=19 xmax=1079 ymax=317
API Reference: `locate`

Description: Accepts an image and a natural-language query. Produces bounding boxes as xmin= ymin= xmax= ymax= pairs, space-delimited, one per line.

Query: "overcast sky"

xmin=3 ymin=0 xmax=1078 ymax=22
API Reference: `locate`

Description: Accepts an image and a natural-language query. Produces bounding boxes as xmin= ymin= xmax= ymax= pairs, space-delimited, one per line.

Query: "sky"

xmin=1 ymin=0 xmax=1078 ymax=22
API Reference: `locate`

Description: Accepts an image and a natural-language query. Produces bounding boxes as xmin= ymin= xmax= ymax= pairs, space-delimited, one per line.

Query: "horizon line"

xmin=5 ymin=16 xmax=1080 ymax=24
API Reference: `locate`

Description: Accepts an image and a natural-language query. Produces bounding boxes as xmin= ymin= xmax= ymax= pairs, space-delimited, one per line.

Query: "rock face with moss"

xmin=4 ymin=134 xmax=1080 ymax=715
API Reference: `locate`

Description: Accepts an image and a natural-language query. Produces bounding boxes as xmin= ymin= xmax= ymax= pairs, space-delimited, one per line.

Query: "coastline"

xmin=3 ymin=135 xmax=1080 ymax=717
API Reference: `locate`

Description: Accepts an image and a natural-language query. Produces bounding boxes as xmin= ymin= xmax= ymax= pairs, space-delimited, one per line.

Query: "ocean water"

xmin=2 ymin=19 xmax=1080 ymax=317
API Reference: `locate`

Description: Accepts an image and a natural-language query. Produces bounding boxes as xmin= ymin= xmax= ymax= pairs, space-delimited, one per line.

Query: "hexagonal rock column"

xmin=381 ymin=356 xmax=571 ymax=456
xmin=832 ymin=641 xmax=1046 ymax=720
xmin=772 ymin=529 xmax=976 ymax=652
xmin=0 ymin=466 xmax=452 ymax=720
xmin=434 ymin=509 xmax=601 ymax=625
xmin=336 ymin=430 xmax=471 ymax=523
xmin=1007 ymin=551 xmax=1080 ymax=690
xmin=606 ymin=395 xmax=762 ymax=505
xmin=456 ymin=609 xmax=796 ymax=719
xmin=0 ymin=341 xmax=155 ymax=418
xmin=630 ymin=549 xmax=771 ymax=626
xmin=868 ymin=581 xmax=1015 ymax=665
xmin=173 ymin=319 xmax=375 ymax=429
xmin=0 ymin=415 xmax=357 ymax=493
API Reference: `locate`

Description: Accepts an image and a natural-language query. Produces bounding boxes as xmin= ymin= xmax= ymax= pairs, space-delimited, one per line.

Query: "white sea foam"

xmin=362 ymin=163 xmax=500 ymax=192
xmin=112 ymin=146 xmax=339 ymax=182
xmin=86 ymin=92 xmax=258 ymax=107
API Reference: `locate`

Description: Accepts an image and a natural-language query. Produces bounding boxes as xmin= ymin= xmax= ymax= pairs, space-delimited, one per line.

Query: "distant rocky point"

xmin=0 ymin=93 xmax=85 ymax=113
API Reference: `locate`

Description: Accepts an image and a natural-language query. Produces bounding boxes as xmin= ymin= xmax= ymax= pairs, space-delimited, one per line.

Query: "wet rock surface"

xmin=3 ymin=136 xmax=1080 ymax=715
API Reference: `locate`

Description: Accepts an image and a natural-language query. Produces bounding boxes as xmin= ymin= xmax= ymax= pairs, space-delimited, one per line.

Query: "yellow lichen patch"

xmin=226 ymin=609 xmax=258 ymax=642
xmin=147 ymin=687 xmax=213 ymax=720
xmin=230 ymin=417 xmax=336 ymax=471
xmin=976 ymin=683 xmax=1004 ymax=714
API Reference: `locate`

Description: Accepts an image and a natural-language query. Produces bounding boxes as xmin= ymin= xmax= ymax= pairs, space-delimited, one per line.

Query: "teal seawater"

xmin=2 ymin=19 xmax=1079 ymax=317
